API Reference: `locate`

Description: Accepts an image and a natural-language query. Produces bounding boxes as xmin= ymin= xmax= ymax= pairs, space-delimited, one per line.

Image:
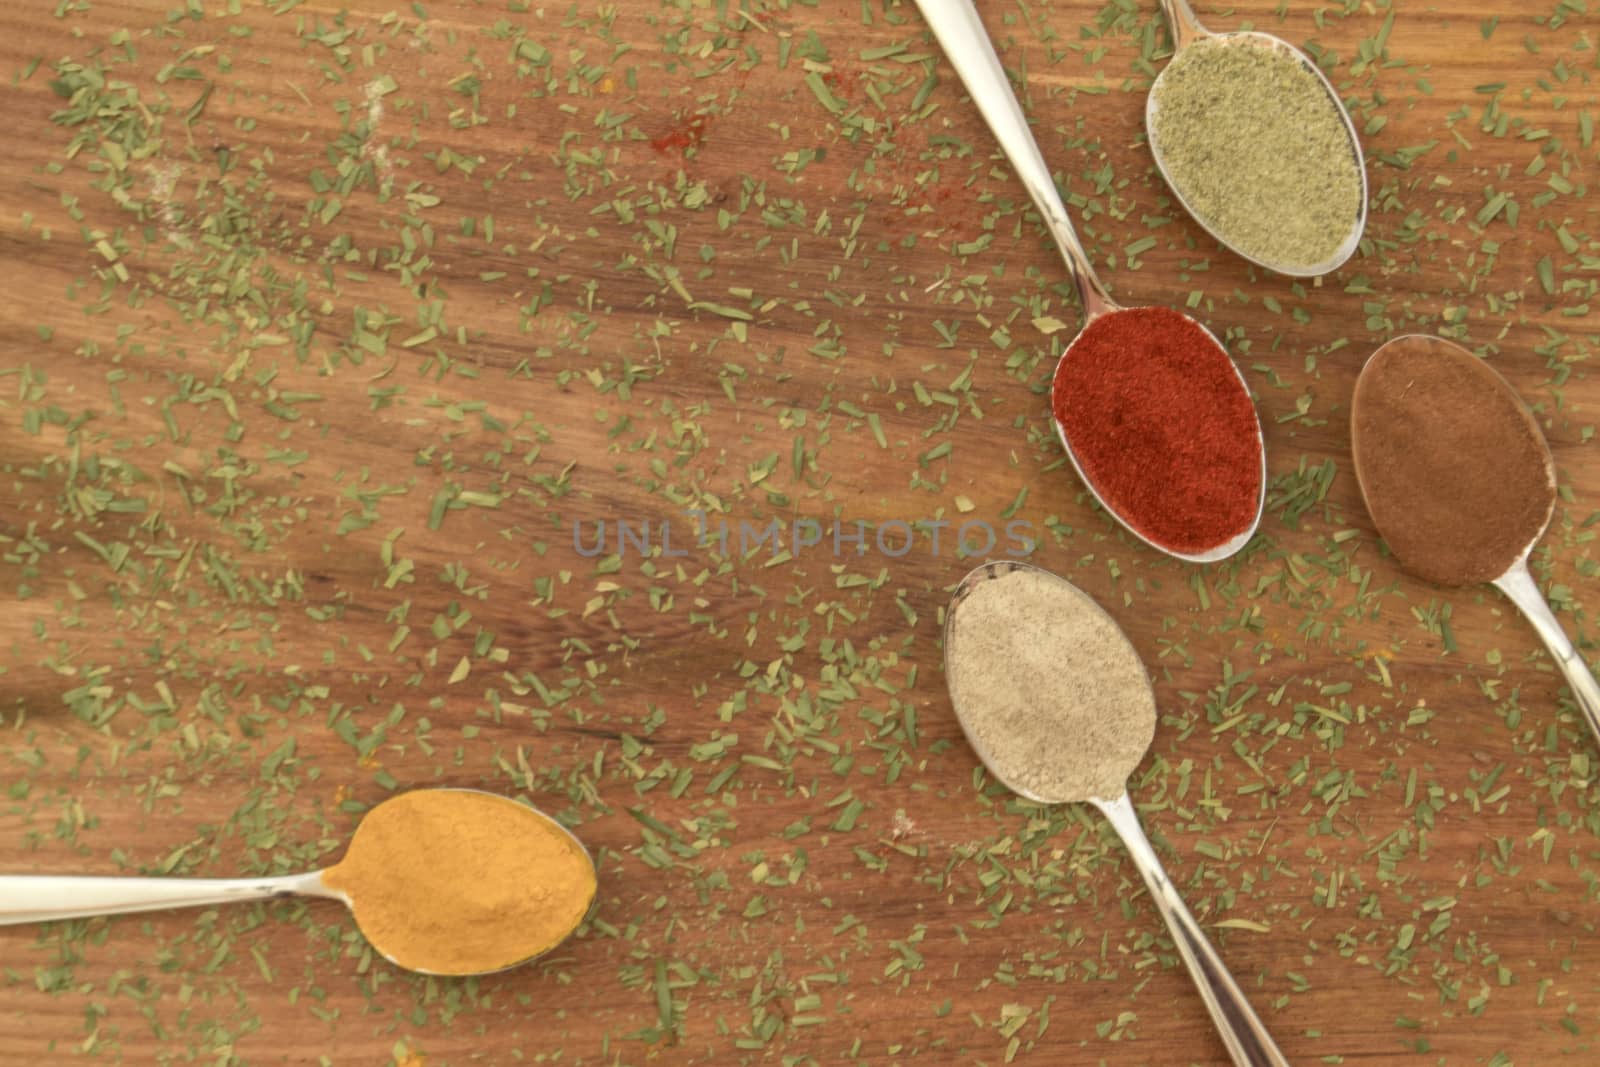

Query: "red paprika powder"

xmin=1050 ymin=306 xmax=1262 ymax=555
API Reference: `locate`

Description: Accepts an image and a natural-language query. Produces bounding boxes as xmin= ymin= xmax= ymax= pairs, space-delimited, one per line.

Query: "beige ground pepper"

xmin=944 ymin=566 xmax=1156 ymax=803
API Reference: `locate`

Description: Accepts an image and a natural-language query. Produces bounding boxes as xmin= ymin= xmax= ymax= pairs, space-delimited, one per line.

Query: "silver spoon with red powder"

xmin=913 ymin=0 xmax=1265 ymax=563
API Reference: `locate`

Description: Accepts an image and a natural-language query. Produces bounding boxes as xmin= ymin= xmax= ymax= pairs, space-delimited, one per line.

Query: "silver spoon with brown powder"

xmin=1146 ymin=0 xmax=1367 ymax=276
xmin=1351 ymin=335 xmax=1600 ymax=746
xmin=944 ymin=562 xmax=1290 ymax=1067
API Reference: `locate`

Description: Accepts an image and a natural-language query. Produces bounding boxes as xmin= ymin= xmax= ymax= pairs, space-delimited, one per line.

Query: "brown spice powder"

xmin=1351 ymin=336 xmax=1555 ymax=587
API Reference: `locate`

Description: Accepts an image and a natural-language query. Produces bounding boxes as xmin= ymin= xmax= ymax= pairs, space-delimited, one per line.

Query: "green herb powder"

xmin=1149 ymin=36 xmax=1363 ymax=272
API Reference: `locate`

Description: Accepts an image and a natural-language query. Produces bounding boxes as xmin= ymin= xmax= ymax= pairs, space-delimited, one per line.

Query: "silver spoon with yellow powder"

xmin=0 ymin=789 xmax=597 ymax=977
xmin=944 ymin=562 xmax=1289 ymax=1067
xmin=1146 ymin=0 xmax=1367 ymax=276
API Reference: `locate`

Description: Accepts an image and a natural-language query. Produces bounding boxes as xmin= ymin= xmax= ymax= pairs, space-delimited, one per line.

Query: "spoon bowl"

xmin=1051 ymin=309 xmax=1266 ymax=564
xmin=943 ymin=561 xmax=1290 ymax=1066
xmin=913 ymin=0 xmax=1265 ymax=561
xmin=1147 ymin=5 xmax=1368 ymax=277
xmin=0 ymin=788 xmax=597 ymax=978
xmin=1350 ymin=335 xmax=1555 ymax=585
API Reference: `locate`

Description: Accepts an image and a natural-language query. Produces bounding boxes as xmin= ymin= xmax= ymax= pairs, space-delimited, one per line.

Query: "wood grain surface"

xmin=1 ymin=0 xmax=1597 ymax=1063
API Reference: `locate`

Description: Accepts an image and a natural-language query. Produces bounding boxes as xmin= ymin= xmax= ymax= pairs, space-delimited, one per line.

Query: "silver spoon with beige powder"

xmin=944 ymin=561 xmax=1288 ymax=1067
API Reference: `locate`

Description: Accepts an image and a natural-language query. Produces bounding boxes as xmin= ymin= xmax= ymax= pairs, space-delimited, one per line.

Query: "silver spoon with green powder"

xmin=1146 ymin=0 xmax=1367 ymax=276
xmin=944 ymin=561 xmax=1290 ymax=1067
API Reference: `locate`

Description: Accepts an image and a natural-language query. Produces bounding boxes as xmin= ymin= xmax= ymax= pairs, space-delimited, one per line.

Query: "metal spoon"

xmin=1147 ymin=0 xmax=1368 ymax=276
xmin=1351 ymin=335 xmax=1600 ymax=747
xmin=913 ymin=0 xmax=1265 ymax=563
xmin=944 ymin=560 xmax=1289 ymax=1067
xmin=1499 ymin=552 xmax=1600 ymax=746
xmin=0 ymin=789 xmax=597 ymax=977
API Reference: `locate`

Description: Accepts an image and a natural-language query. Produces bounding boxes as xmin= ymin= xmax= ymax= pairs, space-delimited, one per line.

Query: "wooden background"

xmin=1 ymin=0 xmax=1598 ymax=1063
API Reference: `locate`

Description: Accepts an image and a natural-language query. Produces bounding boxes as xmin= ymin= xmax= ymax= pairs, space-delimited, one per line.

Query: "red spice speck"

xmin=1050 ymin=306 xmax=1262 ymax=554
xmin=651 ymin=112 xmax=709 ymax=154
xmin=821 ymin=66 xmax=865 ymax=96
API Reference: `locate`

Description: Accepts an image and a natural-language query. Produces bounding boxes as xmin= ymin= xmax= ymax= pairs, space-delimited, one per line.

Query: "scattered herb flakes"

xmin=2 ymin=0 xmax=1598 ymax=1063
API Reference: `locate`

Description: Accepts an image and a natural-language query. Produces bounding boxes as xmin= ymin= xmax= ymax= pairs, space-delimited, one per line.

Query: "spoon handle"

xmin=1494 ymin=559 xmax=1600 ymax=747
xmin=0 ymin=871 xmax=331 ymax=926
xmin=1094 ymin=793 xmax=1290 ymax=1067
xmin=911 ymin=0 xmax=1117 ymax=320
xmin=1157 ymin=0 xmax=1210 ymax=51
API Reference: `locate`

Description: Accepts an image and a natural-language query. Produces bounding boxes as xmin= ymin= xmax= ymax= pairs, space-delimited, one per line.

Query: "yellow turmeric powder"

xmin=321 ymin=789 xmax=596 ymax=975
